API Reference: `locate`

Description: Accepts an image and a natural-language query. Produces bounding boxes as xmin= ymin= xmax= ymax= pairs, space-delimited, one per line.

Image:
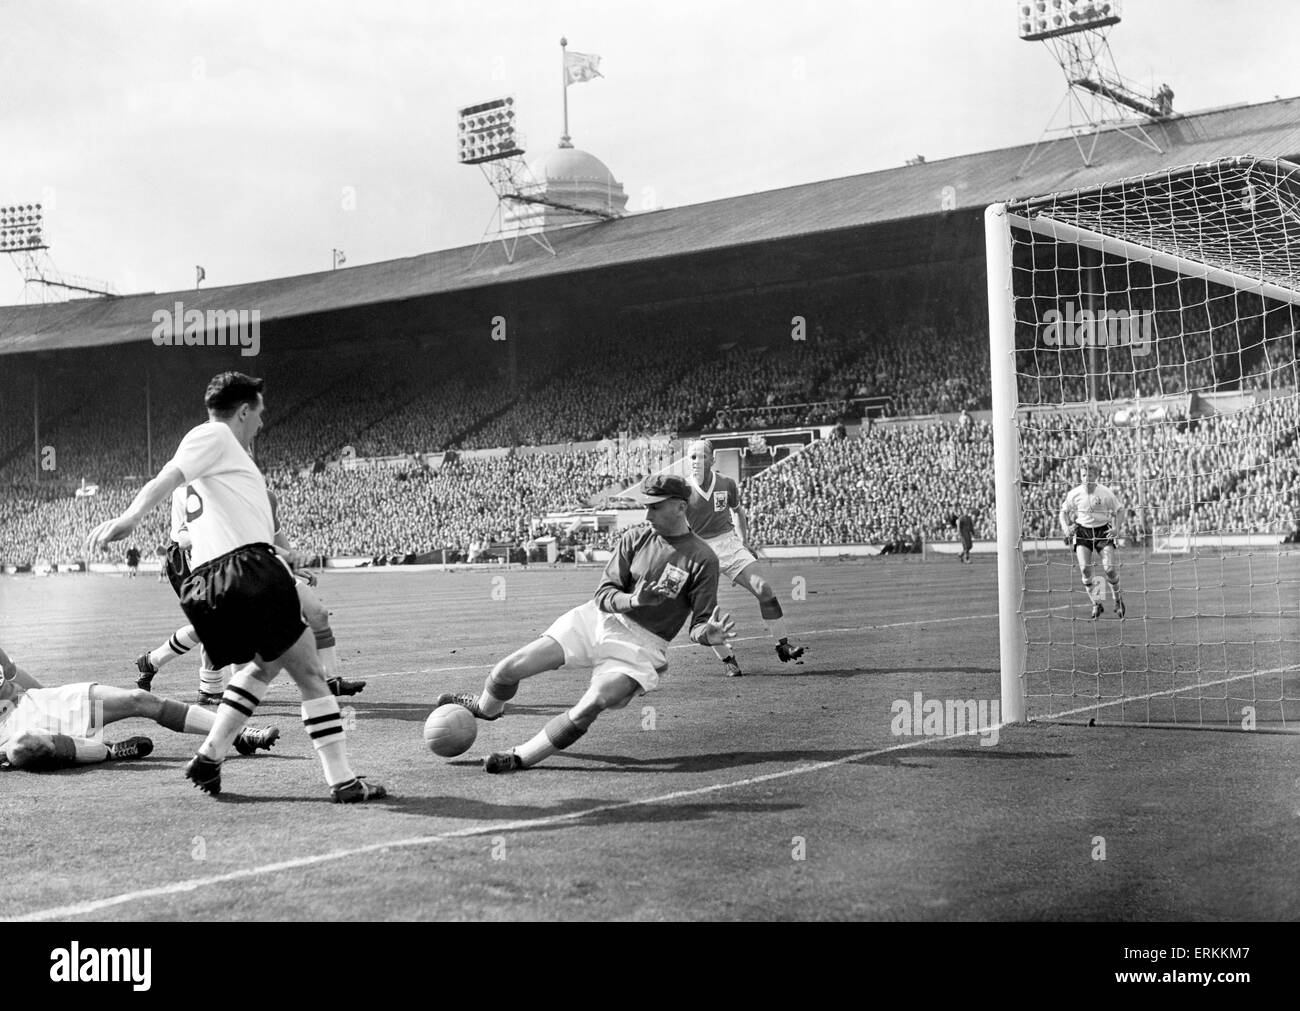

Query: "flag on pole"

xmin=333 ymin=249 xmax=347 ymax=269
xmin=195 ymin=265 xmax=206 ymax=288
xmin=564 ymin=51 xmax=603 ymax=85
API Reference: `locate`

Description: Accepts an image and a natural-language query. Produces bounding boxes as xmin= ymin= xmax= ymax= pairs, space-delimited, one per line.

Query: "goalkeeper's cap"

xmin=632 ymin=474 xmax=690 ymax=503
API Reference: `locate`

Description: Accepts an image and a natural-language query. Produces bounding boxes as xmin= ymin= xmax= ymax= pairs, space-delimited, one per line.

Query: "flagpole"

xmin=560 ymin=36 xmax=572 ymax=148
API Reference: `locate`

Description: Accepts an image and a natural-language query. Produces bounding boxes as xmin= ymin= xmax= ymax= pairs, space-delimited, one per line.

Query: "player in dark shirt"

xmin=956 ymin=512 xmax=975 ymax=563
xmin=124 ymin=546 xmax=141 ymax=578
xmin=435 ymin=474 xmax=736 ymax=773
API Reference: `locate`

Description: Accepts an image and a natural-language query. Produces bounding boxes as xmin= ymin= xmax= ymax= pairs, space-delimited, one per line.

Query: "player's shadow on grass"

xmin=564 ymin=745 xmax=1067 ymax=773
xmin=381 ymin=793 xmax=800 ymax=825
xmin=758 ymin=665 xmax=1003 ymax=679
xmin=341 ymin=702 xmax=568 ymax=722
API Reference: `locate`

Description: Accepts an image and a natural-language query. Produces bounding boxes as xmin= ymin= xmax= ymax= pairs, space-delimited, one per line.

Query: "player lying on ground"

xmin=135 ymin=488 xmax=365 ymax=701
xmin=1059 ymin=460 xmax=1126 ymax=619
xmin=0 ymin=645 xmax=279 ymax=770
xmin=435 ymin=473 xmax=736 ymax=773
xmin=86 ymin=371 xmax=386 ymax=803
xmin=684 ymin=439 xmax=805 ymax=676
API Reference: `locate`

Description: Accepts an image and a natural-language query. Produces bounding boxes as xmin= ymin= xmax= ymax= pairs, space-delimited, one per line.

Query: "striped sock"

xmin=301 ymin=694 xmax=355 ymax=786
xmin=149 ymin=624 xmax=200 ymax=671
xmin=196 ymin=669 xmax=268 ymax=761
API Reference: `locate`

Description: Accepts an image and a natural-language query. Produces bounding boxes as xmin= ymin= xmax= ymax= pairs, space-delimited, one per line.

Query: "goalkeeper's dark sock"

xmin=478 ymin=671 xmax=519 ymax=718
xmin=515 ymin=713 xmax=588 ymax=768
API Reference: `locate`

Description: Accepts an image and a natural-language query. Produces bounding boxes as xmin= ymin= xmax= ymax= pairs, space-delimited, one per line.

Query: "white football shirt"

xmin=166 ymin=422 xmax=273 ymax=567
xmin=1060 ymin=482 xmax=1122 ymax=529
xmin=169 ymin=487 xmax=188 ymax=542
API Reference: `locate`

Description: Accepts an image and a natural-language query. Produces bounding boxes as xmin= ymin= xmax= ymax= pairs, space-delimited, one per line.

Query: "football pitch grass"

xmin=1 ymin=556 xmax=1297 ymax=921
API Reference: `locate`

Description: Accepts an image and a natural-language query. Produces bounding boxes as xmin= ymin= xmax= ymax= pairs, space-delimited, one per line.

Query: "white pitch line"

xmin=1038 ymin=663 xmax=1300 ymax=722
xmin=5 ymin=723 xmax=1003 ymax=923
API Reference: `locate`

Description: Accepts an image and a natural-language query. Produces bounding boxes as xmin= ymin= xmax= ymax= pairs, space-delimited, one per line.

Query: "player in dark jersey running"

xmin=434 ymin=474 xmax=736 ymax=773
xmin=683 ymin=439 xmax=805 ymax=676
xmin=955 ymin=511 xmax=975 ymax=563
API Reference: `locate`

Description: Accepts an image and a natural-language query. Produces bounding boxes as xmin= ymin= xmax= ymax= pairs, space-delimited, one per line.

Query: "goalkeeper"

xmin=1059 ymin=461 xmax=1126 ymax=619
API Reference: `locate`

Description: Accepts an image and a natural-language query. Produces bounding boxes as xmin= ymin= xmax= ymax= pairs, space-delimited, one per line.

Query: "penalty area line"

xmin=4 ymin=725 xmax=999 ymax=923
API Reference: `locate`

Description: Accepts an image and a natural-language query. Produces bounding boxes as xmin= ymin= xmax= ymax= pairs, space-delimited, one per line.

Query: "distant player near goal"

xmin=685 ymin=440 xmax=805 ymax=675
xmin=1059 ymin=461 xmax=1126 ymax=620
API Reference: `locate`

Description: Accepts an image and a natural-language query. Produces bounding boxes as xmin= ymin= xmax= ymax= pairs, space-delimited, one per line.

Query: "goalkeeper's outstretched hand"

xmin=698 ymin=605 xmax=737 ymax=647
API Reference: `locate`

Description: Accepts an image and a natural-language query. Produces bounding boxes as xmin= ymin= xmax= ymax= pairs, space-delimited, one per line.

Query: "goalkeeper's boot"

xmin=328 ymin=676 xmax=366 ymax=697
xmin=184 ymin=754 xmax=222 ymax=796
xmin=330 ymin=776 xmax=388 ymax=803
xmin=434 ymin=692 xmax=502 ymax=721
xmin=775 ymin=638 xmax=805 ymax=665
xmin=485 ymin=750 xmax=524 ymax=774
xmin=233 ymin=725 xmax=280 ymax=756
xmin=1090 ymin=602 xmax=1104 ymax=620
xmin=1114 ymin=597 xmax=1126 ymax=620
xmin=721 ymin=655 xmax=744 ymax=678
xmin=134 ymin=653 xmax=157 ymax=691
xmin=107 ymin=736 xmax=154 ymax=761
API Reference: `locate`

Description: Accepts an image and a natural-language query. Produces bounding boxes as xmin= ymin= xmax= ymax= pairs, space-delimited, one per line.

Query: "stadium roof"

xmin=5 ymin=95 xmax=1300 ymax=357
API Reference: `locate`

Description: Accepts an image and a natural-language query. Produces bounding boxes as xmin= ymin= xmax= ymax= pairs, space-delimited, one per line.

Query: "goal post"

xmin=986 ymin=156 xmax=1300 ymax=731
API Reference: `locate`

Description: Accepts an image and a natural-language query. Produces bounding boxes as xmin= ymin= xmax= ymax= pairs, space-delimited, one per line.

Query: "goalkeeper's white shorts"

xmin=544 ymin=601 xmax=669 ymax=696
xmin=701 ymin=530 xmax=758 ymax=584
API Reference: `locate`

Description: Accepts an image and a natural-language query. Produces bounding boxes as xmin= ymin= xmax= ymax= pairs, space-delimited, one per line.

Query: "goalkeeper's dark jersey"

xmin=593 ymin=526 xmax=720 ymax=644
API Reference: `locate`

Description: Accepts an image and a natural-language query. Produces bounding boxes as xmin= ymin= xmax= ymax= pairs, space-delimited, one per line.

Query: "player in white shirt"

xmin=87 ymin=372 xmax=386 ymax=803
xmin=134 ymin=486 xmax=365 ymax=702
xmin=1059 ymin=461 xmax=1127 ymax=619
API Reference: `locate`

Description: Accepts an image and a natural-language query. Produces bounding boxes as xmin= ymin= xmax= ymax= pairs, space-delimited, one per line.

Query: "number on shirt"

xmin=185 ymin=485 xmax=204 ymax=523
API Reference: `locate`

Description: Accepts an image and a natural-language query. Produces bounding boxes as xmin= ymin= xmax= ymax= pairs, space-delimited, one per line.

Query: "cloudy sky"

xmin=5 ymin=0 xmax=1300 ymax=304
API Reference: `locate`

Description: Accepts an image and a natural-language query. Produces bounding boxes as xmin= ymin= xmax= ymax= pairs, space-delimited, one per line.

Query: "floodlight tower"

xmin=458 ymin=95 xmax=618 ymax=267
xmin=1 ymin=202 xmax=118 ymax=303
xmin=1015 ymin=1 xmax=1173 ymax=177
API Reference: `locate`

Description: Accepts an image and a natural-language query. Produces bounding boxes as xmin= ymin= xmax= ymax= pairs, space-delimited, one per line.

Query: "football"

xmin=423 ymin=703 xmax=477 ymax=757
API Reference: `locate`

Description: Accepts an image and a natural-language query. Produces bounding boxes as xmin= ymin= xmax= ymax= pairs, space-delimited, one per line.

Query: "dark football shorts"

xmin=1073 ymin=524 xmax=1114 ymax=553
xmin=165 ymin=540 xmax=191 ymax=598
xmin=179 ymin=543 xmax=306 ymax=668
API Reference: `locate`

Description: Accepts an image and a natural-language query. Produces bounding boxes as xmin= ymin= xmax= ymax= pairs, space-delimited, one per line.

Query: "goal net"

xmin=986 ymin=157 xmax=1300 ymax=730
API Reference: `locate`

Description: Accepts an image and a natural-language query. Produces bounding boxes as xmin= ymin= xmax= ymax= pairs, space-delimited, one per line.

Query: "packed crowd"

xmin=4 ymin=390 xmax=1296 ymax=566
xmin=744 ymin=421 xmax=996 ymax=546
xmin=1017 ymin=393 xmax=1300 ymax=537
